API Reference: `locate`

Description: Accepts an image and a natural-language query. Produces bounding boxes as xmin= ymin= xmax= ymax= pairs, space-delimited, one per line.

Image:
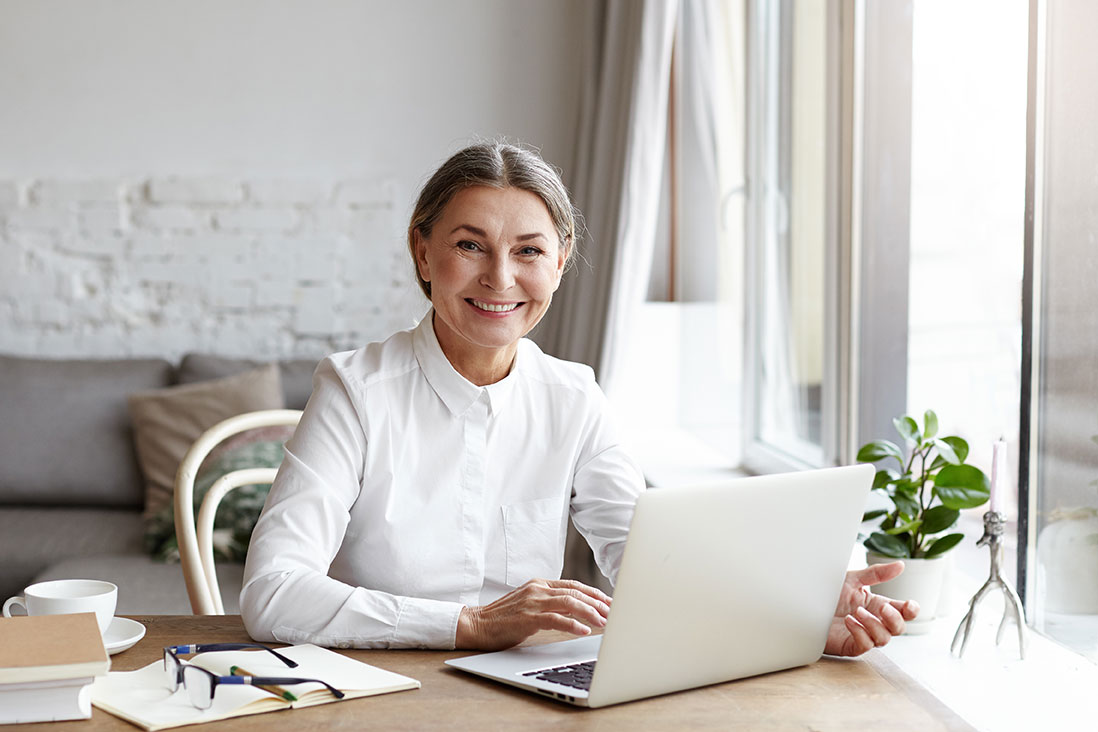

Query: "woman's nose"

xmin=480 ymin=254 xmax=515 ymax=291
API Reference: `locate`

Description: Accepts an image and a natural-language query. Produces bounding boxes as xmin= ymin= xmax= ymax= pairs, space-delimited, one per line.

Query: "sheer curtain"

xmin=534 ymin=0 xmax=678 ymax=390
xmin=533 ymin=0 xmax=677 ymax=590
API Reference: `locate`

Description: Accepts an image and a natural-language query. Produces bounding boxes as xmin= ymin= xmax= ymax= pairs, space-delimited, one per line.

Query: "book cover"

xmin=91 ymin=643 xmax=420 ymax=731
xmin=0 ymin=613 xmax=110 ymax=684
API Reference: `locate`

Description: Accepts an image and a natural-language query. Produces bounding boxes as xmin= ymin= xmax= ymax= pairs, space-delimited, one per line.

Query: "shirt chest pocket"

xmin=501 ymin=497 xmax=565 ymax=587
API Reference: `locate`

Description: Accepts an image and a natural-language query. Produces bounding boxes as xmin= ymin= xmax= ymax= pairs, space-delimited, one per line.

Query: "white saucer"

xmin=104 ymin=617 xmax=146 ymax=655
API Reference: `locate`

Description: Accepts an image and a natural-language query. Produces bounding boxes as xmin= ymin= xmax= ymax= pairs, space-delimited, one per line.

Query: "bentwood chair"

xmin=173 ymin=409 xmax=302 ymax=615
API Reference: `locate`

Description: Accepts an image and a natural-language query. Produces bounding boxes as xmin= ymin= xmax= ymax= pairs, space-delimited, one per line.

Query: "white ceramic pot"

xmin=1038 ymin=513 xmax=1098 ymax=614
xmin=866 ymin=553 xmax=949 ymax=634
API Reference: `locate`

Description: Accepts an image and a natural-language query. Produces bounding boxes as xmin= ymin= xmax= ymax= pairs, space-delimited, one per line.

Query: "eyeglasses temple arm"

xmin=231 ymin=676 xmax=345 ymax=699
xmin=177 ymin=643 xmax=300 ymax=668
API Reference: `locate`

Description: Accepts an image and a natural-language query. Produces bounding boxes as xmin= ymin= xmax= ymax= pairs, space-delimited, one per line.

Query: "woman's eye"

xmin=519 ymin=246 xmax=544 ymax=256
xmin=457 ymin=240 xmax=480 ymax=252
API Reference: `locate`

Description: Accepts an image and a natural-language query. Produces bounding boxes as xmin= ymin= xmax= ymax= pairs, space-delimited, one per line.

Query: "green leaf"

xmin=929 ymin=436 xmax=970 ymax=470
xmin=857 ymin=440 xmax=904 ymax=464
xmin=933 ymin=438 xmax=961 ymax=466
xmin=941 ymin=436 xmax=969 ymax=463
xmin=862 ymin=509 xmax=888 ymax=522
xmin=893 ymin=416 xmax=920 ymax=444
xmin=885 ymin=518 xmax=922 ymax=536
xmin=872 ymin=469 xmax=898 ymax=490
xmin=924 ymin=410 xmax=939 ymax=440
xmin=865 ymin=532 xmax=911 ymax=558
xmin=934 ymin=464 xmax=990 ymax=509
xmin=923 ymin=533 xmax=964 ymax=558
xmin=892 ymin=477 xmax=919 ymax=495
xmin=921 ymin=505 xmax=961 ymax=534
xmin=893 ymin=492 xmax=920 ymax=518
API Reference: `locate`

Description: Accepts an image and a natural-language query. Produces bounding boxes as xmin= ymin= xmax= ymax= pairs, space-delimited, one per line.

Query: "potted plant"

xmin=856 ymin=410 xmax=990 ymax=629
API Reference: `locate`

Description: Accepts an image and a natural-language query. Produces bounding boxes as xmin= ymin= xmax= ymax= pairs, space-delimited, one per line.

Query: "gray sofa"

xmin=0 ymin=353 xmax=316 ymax=614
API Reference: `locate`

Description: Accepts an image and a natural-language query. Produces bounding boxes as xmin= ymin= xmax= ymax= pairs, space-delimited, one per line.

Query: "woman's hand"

xmin=456 ymin=579 xmax=612 ymax=651
xmin=824 ymin=561 xmax=920 ymax=657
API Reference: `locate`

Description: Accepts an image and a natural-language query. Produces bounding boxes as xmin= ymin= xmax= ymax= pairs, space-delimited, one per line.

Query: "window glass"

xmin=616 ymin=0 xmax=746 ymax=478
xmin=1029 ymin=0 xmax=1098 ymax=663
xmin=905 ymin=0 xmax=1027 ymax=580
xmin=751 ymin=0 xmax=827 ymax=467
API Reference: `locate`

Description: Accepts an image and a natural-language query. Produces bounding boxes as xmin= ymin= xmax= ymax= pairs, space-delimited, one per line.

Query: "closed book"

xmin=91 ymin=643 xmax=420 ymax=731
xmin=0 ymin=676 xmax=96 ymax=724
xmin=0 ymin=613 xmax=109 ymax=723
xmin=0 ymin=612 xmax=110 ymax=683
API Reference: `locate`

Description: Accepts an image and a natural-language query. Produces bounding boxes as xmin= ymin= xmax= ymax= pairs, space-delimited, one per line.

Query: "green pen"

xmin=229 ymin=665 xmax=299 ymax=702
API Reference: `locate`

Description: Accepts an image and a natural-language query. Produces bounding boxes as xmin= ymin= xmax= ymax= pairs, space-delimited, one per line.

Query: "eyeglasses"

xmin=163 ymin=643 xmax=344 ymax=710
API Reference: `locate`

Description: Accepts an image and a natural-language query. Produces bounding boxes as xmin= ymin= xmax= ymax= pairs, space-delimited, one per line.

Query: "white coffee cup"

xmin=3 ymin=579 xmax=118 ymax=635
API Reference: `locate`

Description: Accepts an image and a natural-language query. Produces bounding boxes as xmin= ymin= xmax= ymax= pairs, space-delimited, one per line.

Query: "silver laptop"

xmin=446 ymin=464 xmax=873 ymax=708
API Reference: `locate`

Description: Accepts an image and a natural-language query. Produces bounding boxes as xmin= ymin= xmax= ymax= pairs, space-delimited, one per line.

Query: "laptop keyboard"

xmin=523 ymin=660 xmax=596 ymax=691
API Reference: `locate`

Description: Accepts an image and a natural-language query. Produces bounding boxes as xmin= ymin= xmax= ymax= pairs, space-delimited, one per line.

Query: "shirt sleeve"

xmin=240 ymin=358 xmax=464 ymax=649
xmin=568 ymin=382 xmax=646 ymax=585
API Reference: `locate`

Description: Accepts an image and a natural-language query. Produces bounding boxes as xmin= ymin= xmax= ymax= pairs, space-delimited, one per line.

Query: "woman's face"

xmin=414 ymin=185 xmax=567 ymax=371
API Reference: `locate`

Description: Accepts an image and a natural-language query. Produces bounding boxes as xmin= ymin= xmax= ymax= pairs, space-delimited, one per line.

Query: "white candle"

xmin=990 ymin=440 xmax=1007 ymax=514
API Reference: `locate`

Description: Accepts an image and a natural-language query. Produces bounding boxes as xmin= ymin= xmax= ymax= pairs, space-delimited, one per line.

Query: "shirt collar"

xmin=412 ymin=310 xmax=521 ymax=418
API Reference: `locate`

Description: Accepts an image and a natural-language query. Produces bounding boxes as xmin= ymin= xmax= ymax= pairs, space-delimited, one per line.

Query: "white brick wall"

xmin=148 ymin=178 xmax=244 ymax=205
xmin=0 ymin=182 xmax=21 ymax=208
xmin=0 ymin=176 xmax=424 ymax=360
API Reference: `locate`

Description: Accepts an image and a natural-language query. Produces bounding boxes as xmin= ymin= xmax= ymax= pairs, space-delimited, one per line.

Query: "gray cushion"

xmin=0 ymin=355 xmax=174 ymax=507
xmin=178 ymin=354 xmax=318 ymax=410
xmin=32 ymin=555 xmax=243 ymax=615
xmin=0 ymin=507 xmax=145 ymax=599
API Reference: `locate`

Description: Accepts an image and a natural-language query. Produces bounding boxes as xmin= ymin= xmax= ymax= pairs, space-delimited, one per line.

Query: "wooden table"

xmin=22 ymin=616 xmax=974 ymax=731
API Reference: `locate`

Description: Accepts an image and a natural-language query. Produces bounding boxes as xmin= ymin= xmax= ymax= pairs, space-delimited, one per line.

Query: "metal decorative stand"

xmin=951 ymin=511 xmax=1026 ymax=659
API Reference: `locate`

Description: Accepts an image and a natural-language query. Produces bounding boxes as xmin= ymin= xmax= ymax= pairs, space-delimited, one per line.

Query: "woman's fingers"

xmin=546 ymin=590 xmax=608 ymax=627
xmin=893 ymin=598 xmax=920 ymax=620
xmin=547 ymin=586 xmax=610 ymax=619
xmin=862 ymin=588 xmax=919 ymax=625
xmin=854 ymin=606 xmax=894 ymax=647
xmin=842 ymin=614 xmax=875 ymax=656
xmin=458 ymin=579 xmax=613 ymax=650
xmin=874 ymin=601 xmax=907 ymax=635
xmin=542 ymin=612 xmax=593 ymax=636
xmin=546 ymin=580 xmax=612 ymax=609
xmin=854 ymin=561 xmax=905 ymax=587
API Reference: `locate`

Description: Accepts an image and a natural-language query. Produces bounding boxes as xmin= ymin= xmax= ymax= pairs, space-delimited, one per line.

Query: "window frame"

xmin=742 ymin=0 xmax=913 ymax=474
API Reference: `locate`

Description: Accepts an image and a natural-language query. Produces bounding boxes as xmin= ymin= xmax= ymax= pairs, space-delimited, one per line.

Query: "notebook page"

xmin=91 ymin=661 xmax=285 ymax=732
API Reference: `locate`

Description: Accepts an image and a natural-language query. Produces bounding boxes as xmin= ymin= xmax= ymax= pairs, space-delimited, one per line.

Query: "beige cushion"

xmin=128 ymin=364 xmax=285 ymax=518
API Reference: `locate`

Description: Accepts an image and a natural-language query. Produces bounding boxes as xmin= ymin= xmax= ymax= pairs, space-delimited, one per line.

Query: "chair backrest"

xmin=173 ymin=409 xmax=302 ymax=615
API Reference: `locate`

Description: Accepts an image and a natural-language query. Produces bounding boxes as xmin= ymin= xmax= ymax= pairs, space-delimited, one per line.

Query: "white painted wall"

xmin=0 ymin=0 xmax=584 ymax=359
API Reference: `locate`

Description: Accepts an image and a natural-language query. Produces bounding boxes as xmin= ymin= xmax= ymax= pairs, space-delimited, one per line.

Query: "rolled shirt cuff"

xmin=393 ymin=595 xmax=465 ymax=649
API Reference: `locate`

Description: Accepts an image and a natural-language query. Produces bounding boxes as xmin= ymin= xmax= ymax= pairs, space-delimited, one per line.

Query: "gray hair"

xmin=407 ymin=142 xmax=579 ymax=299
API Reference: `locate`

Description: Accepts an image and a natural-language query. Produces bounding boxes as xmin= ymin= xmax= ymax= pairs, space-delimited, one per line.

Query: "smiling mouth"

xmin=467 ymin=299 xmax=522 ymax=313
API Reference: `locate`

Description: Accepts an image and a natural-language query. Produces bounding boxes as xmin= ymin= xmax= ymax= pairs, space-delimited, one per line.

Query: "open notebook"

xmin=91 ymin=643 xmax=418 ymax=731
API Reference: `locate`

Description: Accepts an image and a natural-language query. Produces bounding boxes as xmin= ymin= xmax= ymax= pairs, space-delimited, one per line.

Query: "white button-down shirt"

xmin=240 ymin=313 xmax=645 ymax=649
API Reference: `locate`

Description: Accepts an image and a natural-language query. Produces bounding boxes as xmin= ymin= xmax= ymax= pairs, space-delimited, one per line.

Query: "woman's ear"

xmin=413 ymin=228 xmax=431 ymax=284
xmin=552 ymin=239 xmax=570 ymax=290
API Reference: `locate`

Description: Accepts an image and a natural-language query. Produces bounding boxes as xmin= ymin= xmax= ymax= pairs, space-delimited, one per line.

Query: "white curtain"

xmin=534 ymin=0 xmax=678 ymax=591
xmin=534 ymin=0 xmax=679 ymax=391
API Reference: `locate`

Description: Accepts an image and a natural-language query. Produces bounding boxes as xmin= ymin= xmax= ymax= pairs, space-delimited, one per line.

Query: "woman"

xmin=241 ymin=142 xmax=916 ymax=654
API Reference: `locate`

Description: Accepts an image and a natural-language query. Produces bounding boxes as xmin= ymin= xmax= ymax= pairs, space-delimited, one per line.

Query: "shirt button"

xmin=337 ymin=641 xmax=352 ymax=649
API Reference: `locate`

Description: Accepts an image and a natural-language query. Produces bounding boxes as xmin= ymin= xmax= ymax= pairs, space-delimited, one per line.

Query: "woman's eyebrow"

xmin=449 ymin=224 xmax=487 ymax=237
xmin=448 ymin=225 xmax=548 ymax=242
